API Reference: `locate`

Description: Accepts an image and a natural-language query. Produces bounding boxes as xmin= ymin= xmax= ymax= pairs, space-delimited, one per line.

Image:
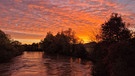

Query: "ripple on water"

xmin=0 ymin=52 xmax=93 ymax=76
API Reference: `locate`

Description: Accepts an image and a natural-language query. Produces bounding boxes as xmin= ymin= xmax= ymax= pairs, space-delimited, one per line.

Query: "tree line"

xmin=0 ymin=30 xmax=23 ymax=62
xmin=22 ymin=28 xmax=88 ymax=58
xmin=40 ymin=28 xmax=87 ymax=58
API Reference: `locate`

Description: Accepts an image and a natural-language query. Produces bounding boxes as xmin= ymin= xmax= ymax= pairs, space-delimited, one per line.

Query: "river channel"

xmin=0 ymin=52 xmax=93 ymax=76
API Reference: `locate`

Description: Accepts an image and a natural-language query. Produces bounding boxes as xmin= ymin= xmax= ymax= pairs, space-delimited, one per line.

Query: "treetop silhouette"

xmin=101 ymin=13 xmax=131 ymax=42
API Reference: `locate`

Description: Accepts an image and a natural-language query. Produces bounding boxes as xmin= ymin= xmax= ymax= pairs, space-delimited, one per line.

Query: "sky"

xmin=0 ymin=0 xmax=135 ymax=44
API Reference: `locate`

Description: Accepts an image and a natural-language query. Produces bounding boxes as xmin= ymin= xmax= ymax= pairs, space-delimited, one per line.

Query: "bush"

xmin=0 ymin=30 xmax=23 ymax=62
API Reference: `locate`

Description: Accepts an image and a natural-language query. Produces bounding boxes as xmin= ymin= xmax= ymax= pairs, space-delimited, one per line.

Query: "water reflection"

xmin=0 ymin=52 xmax=93 ymax=76
xmin=43 ymin=54 xmax=93 ymax=76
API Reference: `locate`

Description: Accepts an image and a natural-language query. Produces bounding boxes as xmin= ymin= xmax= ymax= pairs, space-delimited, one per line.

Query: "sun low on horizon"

xmin=0 ymin=0 xmax=135 ymax=44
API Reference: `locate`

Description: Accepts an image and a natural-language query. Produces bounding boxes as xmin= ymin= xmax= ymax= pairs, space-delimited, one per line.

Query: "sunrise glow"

xmin=0 ymin=0 xmax=135 ymax=44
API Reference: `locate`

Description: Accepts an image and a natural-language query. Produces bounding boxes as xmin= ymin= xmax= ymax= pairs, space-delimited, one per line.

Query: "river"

xmin=0 ymin=52 xmax=93 ymax=76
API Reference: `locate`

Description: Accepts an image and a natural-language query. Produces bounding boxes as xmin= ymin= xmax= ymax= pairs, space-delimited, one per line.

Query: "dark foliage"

xmin=107 ymin=40 xmax=135 ymax=76
xmin=40 ymin=28 xmax=88 ymax=58
xmin=0 ymin=30 xmax=23 ymax=62
xmin=22 ymin=43 xmax=42 ymax=51
xmin=89 ymin=41 xmax=110 ymax=63
xmin=72 ymin=44 xmax=87 ymax=58
xmin=92 ymin=40 xmax=135 ymax=76
xmin=101 ymin=13 xmax=131 ymax=42
xmin=91 ymin=13 xmax=135 ymax=76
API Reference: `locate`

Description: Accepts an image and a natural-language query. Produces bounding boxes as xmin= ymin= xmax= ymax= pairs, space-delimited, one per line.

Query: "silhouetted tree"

xmin=11 ymin=40 xmax=23 ymax=55
xmin=0 ymin=30 xmax=10 ymax=46
xmin=0 ymin=30 xmax=23 ymax=62
xmin=92 ymin=13 xmax=135 ymax=76
xmin=41 ymin=28 xmax=87 ymax=58
xmin=11 ymin=40 xmax=21 ymax=47
xmin=101 ymin=13 xmax=131 ymax=42
xmin=41 ymin=32 xmax=55 ymax=53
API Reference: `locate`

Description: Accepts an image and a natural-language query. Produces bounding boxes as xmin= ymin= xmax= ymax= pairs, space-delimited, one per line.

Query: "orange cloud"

xmin=0 ymin=0 xmax=135 ymax=44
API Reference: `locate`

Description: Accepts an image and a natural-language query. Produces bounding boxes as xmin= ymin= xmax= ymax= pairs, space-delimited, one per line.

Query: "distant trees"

xmin=41 ymin=28 xmax=87 ymax=58
xmin=40 ymin=32 xmax=55 ymax=53
xmin=11 ymin=40 xmax=24 ymax=55
xmin=101 ymin=13 xmax=131 ymax=42
xmin=41 ymin=28 xmax=77 ymax=54
xmin=0 ymin=30 xmax=23 ymax=62
xmin=23 ymin=43 xmax=42 ymax=51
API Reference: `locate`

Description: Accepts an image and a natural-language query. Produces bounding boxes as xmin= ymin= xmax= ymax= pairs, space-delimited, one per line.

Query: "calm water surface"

xmin=0 ymin=52 xmax=93 ymax=76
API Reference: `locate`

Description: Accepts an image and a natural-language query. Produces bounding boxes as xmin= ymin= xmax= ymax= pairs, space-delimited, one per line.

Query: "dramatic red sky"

xmin=0 ymin=0 xmax=135 ymax=44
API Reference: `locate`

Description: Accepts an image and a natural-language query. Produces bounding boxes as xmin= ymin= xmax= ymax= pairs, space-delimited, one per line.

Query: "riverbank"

xmin=0 ymin=48 xmax=23 ymax=63
xmin=0 ymin=30 xmax=23 ymax=63
xmin=90 ymin=39 xmax=135 ymax=76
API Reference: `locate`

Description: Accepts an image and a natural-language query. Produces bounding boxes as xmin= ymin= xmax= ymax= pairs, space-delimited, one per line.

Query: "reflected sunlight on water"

xmin=0 ymin=52 xmax=93 ymax=76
